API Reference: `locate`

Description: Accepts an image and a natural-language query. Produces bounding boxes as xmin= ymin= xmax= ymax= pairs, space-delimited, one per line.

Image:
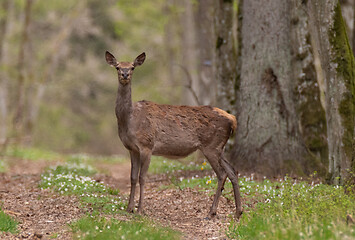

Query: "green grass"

xmin=70 ymin=216 xmax=181 ymax=240
xmin=39 ymin=162 xmax=124 ymax=215
xmin=0 ymin=208 xmax=18 ymax=234
xmin=0 ymin=159 xmax=5 ymax=172
xmin=41 ymin=158 xmax=181 ymax=239
xmin=148 ymin=155 xmax=211 ymax=175
xmin=4 ymin=145 xmax=62 ymax=161
xmin=163 ymin=168 xmax=355 ymax=240
xmin=227 ymin=177 xmax=355 ymax=240
xmin=167 ymin=174 xmax=278 ymax=207
xmin=67 ymin=154 xmax=127 ymax=165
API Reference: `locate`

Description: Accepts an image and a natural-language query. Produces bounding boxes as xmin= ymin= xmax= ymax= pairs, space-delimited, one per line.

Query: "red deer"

xmin=105 ymin=51 xmax=242 ymax=219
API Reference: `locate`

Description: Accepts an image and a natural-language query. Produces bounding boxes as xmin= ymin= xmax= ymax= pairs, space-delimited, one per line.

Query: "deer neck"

xmin=116 ymin=82 xmax=133 ymax=126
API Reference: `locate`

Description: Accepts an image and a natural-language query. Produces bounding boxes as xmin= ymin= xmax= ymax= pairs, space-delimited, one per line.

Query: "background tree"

xmin=307 ymin=1 xmax=355 ymax=184
xmin=232 ymin=0 xmax=317 ymax=176
xmin=215 ymin=0 xmax=237 ymax=115
xmin=0 ymin=0 xmax=11 ymax=146
xmin=291 ymin=0 xmax=328 ymax=168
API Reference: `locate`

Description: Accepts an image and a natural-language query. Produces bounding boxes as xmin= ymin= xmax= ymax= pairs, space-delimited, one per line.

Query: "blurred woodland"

xmin=0 ymin=0 xmax=354 ymax=183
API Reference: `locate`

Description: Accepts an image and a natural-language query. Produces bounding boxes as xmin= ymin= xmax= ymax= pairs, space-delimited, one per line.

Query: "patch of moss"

xmin=329 ymin=3 xmax=355 ymax=173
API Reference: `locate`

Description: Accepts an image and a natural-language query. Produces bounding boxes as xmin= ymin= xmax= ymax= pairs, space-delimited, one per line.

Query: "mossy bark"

xmin=291 ymin=0 xmax=328 ymax=174
xmin=231 ymin=0 xmax=315 ymax=177
xmin=308 ymin=1 xmax=355 ymax=184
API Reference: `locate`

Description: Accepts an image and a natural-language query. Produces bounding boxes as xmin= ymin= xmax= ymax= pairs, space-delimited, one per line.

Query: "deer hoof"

xmin=126 ymin=207 xmax=134 ymax=213
xmin=205 ymin=212 xmax=217 ymax=220
xmin=235 ymin=209 xmax=243 ymax=219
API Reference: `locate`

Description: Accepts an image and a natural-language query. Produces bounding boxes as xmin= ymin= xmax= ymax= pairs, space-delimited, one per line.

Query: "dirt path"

xmin=100 ymin=162 xmax=235 ymax=240
xmin=0 ymin=159 xmax=83 ymax=240
xmin=1 ymin=159 xmax=234 ymax=240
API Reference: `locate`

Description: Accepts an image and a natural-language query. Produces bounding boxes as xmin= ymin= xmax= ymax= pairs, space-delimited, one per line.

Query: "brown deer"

xmin=105 ymin=51 xmax=242 ymax=219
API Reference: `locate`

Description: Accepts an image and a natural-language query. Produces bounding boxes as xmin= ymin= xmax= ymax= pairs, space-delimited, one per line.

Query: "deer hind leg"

xmin=201 ymin=149 xmax=228 ymax=219
xmin=220 ymin=153 xmax=243 ymax=219
xmin=137 ymin=149 xmax=152 ymax=214
xmin=127 ymin=150 xmax=140 ymax=213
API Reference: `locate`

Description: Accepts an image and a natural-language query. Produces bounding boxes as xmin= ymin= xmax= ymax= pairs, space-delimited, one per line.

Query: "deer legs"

xmin=137 ymin=150 xmax=151 ymax=213
xmin=203 ymin=149 xmax=242 ymax=219
xmin=204 ymin=152 xmax=228 ymax=218
xmin=220 ymin=154 xmax=243 ymax=218
xmin=127 ymin=151 xmax=140 ymax=213
xmin=127 ymin=149 xmax=151 ymax=214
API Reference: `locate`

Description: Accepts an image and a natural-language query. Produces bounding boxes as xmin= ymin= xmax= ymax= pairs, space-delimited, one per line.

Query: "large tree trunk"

xmin=307 ymin=1 xmax=355 ymax=184
xmin=215 ymin=0 xmax=237 ymax=114
xmin=232 ymin=0 xmax=313 ymax=176
xmin=291 ymin=0 xmax=328 ymax=172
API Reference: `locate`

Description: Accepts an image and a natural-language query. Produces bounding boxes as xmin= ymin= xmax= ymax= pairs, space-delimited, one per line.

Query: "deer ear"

xmin=105 ymin=51 xmax=118 ymax=67
xmin=134 ymin=52 xmax=146 ymax=67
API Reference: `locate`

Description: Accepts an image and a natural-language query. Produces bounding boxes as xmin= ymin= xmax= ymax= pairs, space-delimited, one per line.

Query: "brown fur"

xmin=105 ymin=51 xmax=242 ymax=219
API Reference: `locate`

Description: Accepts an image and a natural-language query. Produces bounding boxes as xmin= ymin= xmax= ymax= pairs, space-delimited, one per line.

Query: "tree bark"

xmin=179 ymin=0 xmax=199 ymax=105
xmin=0 ymin=0 xmax=10 ymax=145
xmin=215 ymin=0 xmax=237 ymax=114
xmin=232 ymin=0 xmax=313 ymax=176
xmin=291 ymin=0 xmax=328 ymax=171
xmin=13 ymin=0 xmax=34 ymax=141
xmin=307 ymin=1 xmax=355 ymax=184
xmin=195 ymin=0 xmax=215 ymax=105
xmin=353 ymin=0 xmax=355 ymax=57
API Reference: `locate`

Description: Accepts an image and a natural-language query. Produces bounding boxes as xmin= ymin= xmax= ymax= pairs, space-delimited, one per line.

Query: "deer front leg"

xmin=127 ymin=151 xmax=140 ymax=213
xmin=137 ymin=149 xmax=152 ymax=214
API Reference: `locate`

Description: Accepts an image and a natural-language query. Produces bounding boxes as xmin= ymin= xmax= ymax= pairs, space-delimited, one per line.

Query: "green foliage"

xmin=0 ymin=207 xmax=18 ymax=234
xmin=0 ymin=159 xmax=5 ymax=173
xmin=168 ymin=174 xmax=284 ymax=207
xmin=4 ymin=145 xmax=61 ymax=161
xmin=40 ymin=162 xmax=124 ymax=215
xmin=227 ymin=177 xmax=355 ymax=239
xmin=70 ymin=216 xmax=181 ymax=240
xmin=148 ymin=156 xmax=211 ymax=175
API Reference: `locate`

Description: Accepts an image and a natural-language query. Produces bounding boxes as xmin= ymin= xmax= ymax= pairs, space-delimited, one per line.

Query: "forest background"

xmin=0 ymin=0 xmax=354 ymax=185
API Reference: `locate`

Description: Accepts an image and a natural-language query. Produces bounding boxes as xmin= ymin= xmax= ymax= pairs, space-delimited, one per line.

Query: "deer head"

xmin=105 ymin=51 xmax=146 ymax=85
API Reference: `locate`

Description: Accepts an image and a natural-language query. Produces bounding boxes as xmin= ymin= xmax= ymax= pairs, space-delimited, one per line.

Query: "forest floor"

xmin=0 ymin=157 xmax=234 ymax=240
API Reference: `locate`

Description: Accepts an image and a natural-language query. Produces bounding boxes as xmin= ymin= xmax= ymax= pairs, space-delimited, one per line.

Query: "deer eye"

xmin=131 ymin=67 xmax=135 ymax=71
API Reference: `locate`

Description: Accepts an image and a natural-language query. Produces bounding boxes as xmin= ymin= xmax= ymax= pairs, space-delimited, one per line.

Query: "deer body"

xmin=106 ymin=51 xmax=242 ymax=219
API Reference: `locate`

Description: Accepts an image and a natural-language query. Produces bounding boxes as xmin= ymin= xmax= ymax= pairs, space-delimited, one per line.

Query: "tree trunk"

xmin=232 ymin=0 xmax=313 ymax=176
xmin=195 ymin=0 xmax=215 ymax=105
xmin=291 ymin=0 xmax=328 ymax=172
xmin=13 ymin=0 xmax=34 ymax=142
xmin=163 ymin=0 xmax=183 ymax=104
xmin=0 ymin=0 xmax=10 ymax=146
xmin=215 ymin=0 xmax=237 ymax=114
xmin=179 ymin=0 xmax=199 ymax=105
xmin=353 ymin=0 xmax=355 ymax=57
xmin=340 ymin=0 xmax=354 ymax=43
xmin=307 ymin=1 xmax=355 ymax=184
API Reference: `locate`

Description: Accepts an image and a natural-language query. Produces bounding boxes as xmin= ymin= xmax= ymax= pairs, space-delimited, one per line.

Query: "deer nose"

xmin=122 ymin=73 xmax=129 ymax=79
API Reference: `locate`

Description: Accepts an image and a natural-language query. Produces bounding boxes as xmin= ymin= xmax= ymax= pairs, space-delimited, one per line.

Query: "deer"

xmin=105 ymin=51 xmax=243 ymax=219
